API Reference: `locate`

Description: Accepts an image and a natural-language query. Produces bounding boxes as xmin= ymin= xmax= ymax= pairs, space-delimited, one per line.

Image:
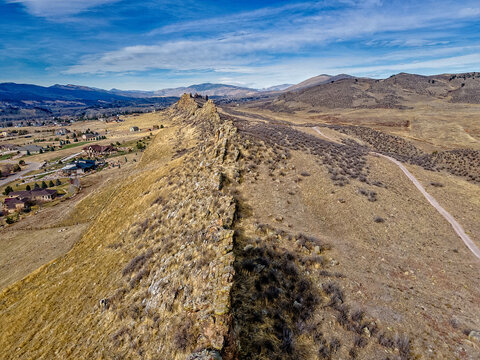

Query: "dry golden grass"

xmin=0 ymin=224 xmax=88 ymax=290
xmin=1 ymin=96 xmax=479 ymax=359
xmin=0 ymin=97 xmax=239 ymax=359
xmin=231 ymin=101 xmax=480 ymax=152
xmin=0 ymin=116 xmax=180 ymax=358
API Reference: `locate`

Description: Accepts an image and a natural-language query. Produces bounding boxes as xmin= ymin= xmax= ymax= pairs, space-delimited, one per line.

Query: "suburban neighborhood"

xmin=0 ymin=112 xmax=163 ymax=224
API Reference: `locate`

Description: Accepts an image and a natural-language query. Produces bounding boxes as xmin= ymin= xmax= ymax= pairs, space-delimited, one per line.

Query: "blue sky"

xmin=0 ymin=0 xmax=479 ymax=90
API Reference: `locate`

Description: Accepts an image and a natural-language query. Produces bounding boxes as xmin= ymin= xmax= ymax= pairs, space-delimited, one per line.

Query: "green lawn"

xmin=0 ymin=153 xmax=14 ymax=160
xmin=60 ymin=141 xmax=89 ymax=150
xmin=1 ymin=177 xmax=70 ymax=196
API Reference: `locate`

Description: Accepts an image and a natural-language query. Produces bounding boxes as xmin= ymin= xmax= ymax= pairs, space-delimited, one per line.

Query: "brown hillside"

xmin=1 ymin=94 xmax=479 ymax=359
xmin=266 ymin=72 xmax=480 ymax=111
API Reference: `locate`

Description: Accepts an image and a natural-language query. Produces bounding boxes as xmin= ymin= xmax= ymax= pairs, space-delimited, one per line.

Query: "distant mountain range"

xmin=0 ymin=75 xmax=348 ymax=105
xmin=0 ymin=83 xmax=139 ymax=103
xmin=0 ymin=83 xmax=177 ymax=123
xmin=110 ymin=83 xmax=260 ymax=98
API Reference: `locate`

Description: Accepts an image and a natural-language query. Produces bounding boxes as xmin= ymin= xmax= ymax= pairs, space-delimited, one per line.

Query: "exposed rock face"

xmin=111 ymin=94 xmax=243 ymax=357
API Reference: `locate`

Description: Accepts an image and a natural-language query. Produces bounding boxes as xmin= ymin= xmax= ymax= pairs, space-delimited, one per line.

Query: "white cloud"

xmin=7 ymin=0 xmax=119 ymax=17
xmin=65 ymin=1 xmax=480 ymax=75
xmin=58 ymin=0 xmax=480 ymax=88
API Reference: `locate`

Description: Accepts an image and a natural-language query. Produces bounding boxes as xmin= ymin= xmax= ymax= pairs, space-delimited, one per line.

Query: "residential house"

xmin=1 ymin=131 xmax=15 ymax=137
xmin=0 ymin=144 xmax=19 ymax=152
xmin=55 ymin=128 xmax=70 ymax=136
xmin=8 ymin=189 xmax=57 ymax=202
xmin=18 ymin=144 xmax=43 ymax=154
xmin=83 ymin=144 xmax=116 ymax=157
xmin=3 ymin=197 xmax=27 ymax=214
xmin=82 ymin=133 xmax=100 ymax=141
xmin=61 ymin=159 xmax=96 ymax=175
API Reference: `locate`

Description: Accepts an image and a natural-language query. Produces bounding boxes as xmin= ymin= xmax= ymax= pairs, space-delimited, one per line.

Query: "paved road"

xmin=312 ymin=126 xmax=480 ymax=260
xmin=59 ymin=152 xmax=82 ymax=163
xmin=0 ymin=161 xmax=43 ymax=187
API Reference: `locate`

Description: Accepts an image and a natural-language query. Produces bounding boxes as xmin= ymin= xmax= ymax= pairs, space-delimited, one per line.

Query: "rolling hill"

xmin=285 ymin=74 xmax=353 ymax=92
xmin=268 ymin=72 xmax=480 ymax=111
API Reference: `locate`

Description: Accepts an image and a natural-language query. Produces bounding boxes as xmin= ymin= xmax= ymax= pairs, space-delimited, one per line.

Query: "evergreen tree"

xmin=56 ymin=179 xmax=61 ymax=186
xmin=26 ymin=184 xmax=31 ymax=191
xmin=34 ymin=182 xmax=40 ymax=189
xmin=48 ymin=180 xmax=55 ymax=187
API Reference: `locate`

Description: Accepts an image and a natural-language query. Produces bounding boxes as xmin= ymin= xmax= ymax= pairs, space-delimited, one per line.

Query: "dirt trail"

xmin=312 ymin=126 xmax=480 ymax=260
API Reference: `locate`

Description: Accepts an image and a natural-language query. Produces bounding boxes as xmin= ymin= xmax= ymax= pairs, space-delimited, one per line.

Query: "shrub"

xmin=3 ymin=185 xmax=13 ymax=195
xmin=6 ymin=216 xmax=16 ymax=224
xmin=173 ymin=319 xmax=193 ymax=350
xmin=122 ymin=249 xmax=153 ymax=276
xmin=354 ymin=335 xmax=368 ymax=348
xmin=395 ymin=334 xmax=410 ymax=360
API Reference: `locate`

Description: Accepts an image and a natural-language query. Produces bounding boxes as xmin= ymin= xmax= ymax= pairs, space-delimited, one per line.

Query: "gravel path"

xmin=312 ymin=126 xmax=480 ymax=260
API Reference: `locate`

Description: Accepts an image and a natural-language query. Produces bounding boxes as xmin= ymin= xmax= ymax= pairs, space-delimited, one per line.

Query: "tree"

xmin=3 ymin=185 xmax=13 ymax=195
xmin=48 ymin=180 xmax=55 ymax=187
xmin=19 ymin=160 xmax=25 ymax=166
xmin=27 ymin=150 xmax=31 ymax=156
xmin=13 ymin=164 xmax=21 ymax=172
xmin=41 ymin=181 xmax=48 ymax=189
xmin=6 ymin=216 xmax=15 ymax=224
xmin=26 ymin=184 xmax=31 ymax=191
xmin=55 ymin=179 xmax=61 ymax=186
xmin=34 ymin=182 xmax=40 ymax=189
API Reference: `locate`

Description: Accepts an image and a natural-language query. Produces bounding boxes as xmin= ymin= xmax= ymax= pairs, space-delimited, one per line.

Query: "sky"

xmin=0 ymin=0 xmax=479 ymax=90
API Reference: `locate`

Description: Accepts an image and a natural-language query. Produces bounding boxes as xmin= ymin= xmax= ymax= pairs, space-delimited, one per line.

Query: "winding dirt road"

xmin=312 ymin=126 xmax=480 ymax=260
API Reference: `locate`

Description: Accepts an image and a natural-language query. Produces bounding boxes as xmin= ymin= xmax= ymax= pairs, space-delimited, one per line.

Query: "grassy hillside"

xmin=1 ymin=94 xmax=479 ymax=359
xmin=0 ymin=95 xmax=240 ymax=359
